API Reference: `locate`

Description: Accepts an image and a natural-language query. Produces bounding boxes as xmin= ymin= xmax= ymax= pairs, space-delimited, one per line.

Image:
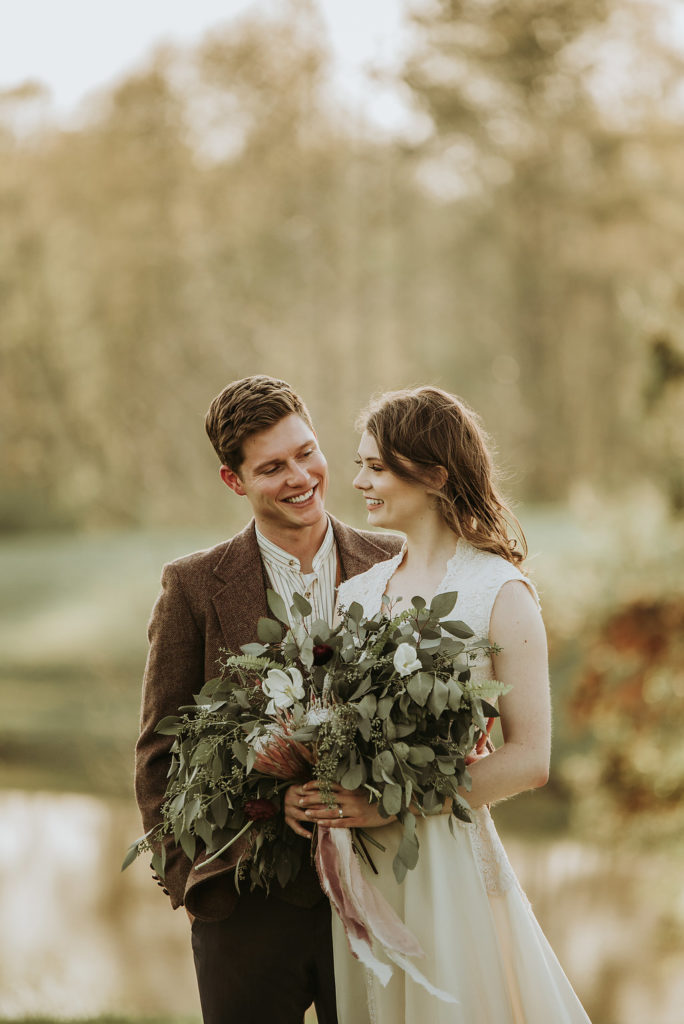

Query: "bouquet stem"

xmin=195 ymin=820 xmax=254 ymax=870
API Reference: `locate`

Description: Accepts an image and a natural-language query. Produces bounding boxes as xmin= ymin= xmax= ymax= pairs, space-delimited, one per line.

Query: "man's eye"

xmin=263 ymin=466 xmax=280 ymax=475
xmin=299 ymin=449 xmax=314 ymax=459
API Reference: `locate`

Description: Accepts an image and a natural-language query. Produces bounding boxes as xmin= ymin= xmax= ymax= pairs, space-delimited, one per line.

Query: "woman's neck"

xmin=400 ymin=513 xmax=460 ymax=575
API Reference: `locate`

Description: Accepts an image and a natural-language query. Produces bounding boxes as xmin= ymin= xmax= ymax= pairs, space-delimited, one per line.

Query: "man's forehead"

xmin=242 ymin=414 xmax=316 ymax=465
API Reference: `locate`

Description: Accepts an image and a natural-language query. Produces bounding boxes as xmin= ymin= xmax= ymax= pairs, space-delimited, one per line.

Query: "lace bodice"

xmin=338 ymin=538 xmax=539 ymax=686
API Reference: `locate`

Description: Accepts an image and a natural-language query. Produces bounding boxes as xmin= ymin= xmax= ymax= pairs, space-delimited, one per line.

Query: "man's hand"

xmin=290 ymin=781 xmax=397 ymax=830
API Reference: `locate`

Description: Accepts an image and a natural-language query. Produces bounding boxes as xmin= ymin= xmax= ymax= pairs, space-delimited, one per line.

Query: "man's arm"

xmin=134 ymin=561 xmax=205 ymax=908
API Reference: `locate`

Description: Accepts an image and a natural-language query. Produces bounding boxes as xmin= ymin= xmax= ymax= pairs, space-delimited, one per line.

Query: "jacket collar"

xmin=210 ymin=515 xmax=398 ymax=653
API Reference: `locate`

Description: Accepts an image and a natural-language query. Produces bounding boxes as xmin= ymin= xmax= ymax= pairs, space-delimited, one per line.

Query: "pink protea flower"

xmin=253 ymin=722 xmax=315 ymax=780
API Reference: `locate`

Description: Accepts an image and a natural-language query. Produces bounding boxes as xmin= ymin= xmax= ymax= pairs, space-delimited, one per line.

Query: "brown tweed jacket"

xmin=134 ymin=516 xmax=402 ymax=919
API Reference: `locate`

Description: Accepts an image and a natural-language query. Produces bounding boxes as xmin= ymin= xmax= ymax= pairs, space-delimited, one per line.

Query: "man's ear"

xmin=220 ymin=465 xmax=246 ymax=496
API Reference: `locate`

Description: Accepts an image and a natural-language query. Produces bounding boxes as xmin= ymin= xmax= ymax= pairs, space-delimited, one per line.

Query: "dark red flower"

xmin=244 ymin=798 xmax=278 ymax=821
xmin=312 ymin=643 xmax=334 ymax=665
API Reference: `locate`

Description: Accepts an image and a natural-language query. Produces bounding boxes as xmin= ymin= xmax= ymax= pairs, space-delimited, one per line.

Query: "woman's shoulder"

xmin=452 ymin=541 xmax=539 ymax=605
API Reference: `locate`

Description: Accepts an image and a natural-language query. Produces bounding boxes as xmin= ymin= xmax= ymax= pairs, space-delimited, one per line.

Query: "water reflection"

xmin=1 ymin=790 xmax=682 ymax=1023
xmin=0 ymin=790 xmax=198 ymax=1018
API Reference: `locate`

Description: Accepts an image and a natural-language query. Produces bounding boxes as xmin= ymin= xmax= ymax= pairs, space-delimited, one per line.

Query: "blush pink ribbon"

xmin=315 ymin=826 xmax=458 ymax=1003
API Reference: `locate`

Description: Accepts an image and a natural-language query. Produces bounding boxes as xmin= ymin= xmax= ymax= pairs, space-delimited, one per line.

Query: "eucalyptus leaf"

xmin=427 ymin=678 xmax=449 ymax=718
xmin=429 ymin=591 xmax=458 ymax=618
xmin=392 ymin=854 xmax=408 ymax=884
xmin=300 ymin=636 xmax=314 ymax=669
xmin=408 ymin=745 xmax=435 ymax=766
xmin=407 ymin=672 xmax=434 ymax=707
xmin=357 ymin=693 xmax=378 ymax=719
xmin=397 ymin=835 xmax=420 ymax=870
xmin=341 ymin=764 xmax=365 ymax=789
xmin=241 ymin=642 xmax=268 ymax=656
xmin=267 ymin=589 xmax=291 ymax=625
xmin=121 ymin=839 xmax=143 ymax=871
xmin=257 ymin=617 xmax=284 ymax=644
xmin=382 ymin=783 xmax=402 ymax=816
xmin=155 ymin=716 xmax=182 ymax=736
xmin=292 ymin=592 xmax=313 ymax=617
xmin=441 ymin=619 xmax=474 ymax=638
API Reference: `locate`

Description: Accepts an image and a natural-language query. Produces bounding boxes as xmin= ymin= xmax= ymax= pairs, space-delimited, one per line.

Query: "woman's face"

xmin=353 ymin=431 xmax=434 ymax=531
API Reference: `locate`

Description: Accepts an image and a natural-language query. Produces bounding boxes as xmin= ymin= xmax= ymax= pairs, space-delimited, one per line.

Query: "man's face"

xmin=221 ymin=414 xmax=329 ymax=532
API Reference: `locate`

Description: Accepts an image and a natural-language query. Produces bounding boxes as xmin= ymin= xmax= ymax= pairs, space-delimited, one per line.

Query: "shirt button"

xmin=289 ymin=560 xmax=296 ymax=567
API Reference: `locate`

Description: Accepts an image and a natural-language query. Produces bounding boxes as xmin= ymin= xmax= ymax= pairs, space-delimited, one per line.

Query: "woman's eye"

xmin=371 ymin=465 xmax=383 ymax=473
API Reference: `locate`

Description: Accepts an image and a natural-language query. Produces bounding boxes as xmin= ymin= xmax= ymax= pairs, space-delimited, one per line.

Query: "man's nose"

xmin=285 ymin=460 xmax=310 ymax=487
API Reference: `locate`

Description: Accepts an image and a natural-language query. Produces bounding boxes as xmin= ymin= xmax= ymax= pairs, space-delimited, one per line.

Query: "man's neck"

xmin=255 ymin=514 xmax=330 ymax=572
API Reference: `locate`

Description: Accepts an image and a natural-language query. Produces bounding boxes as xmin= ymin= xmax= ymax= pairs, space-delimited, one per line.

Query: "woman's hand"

xmin=283 ymin=782 xmax=317 ymax=838
xmin=294 ymin=781 xmax=397 ymax=830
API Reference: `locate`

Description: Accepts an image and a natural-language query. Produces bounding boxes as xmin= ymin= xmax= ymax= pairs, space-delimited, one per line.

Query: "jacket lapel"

xmin=330 ymin=515 xmax=398 ymax=583
xmin=211 ymin=521 xmax=269 ymax=654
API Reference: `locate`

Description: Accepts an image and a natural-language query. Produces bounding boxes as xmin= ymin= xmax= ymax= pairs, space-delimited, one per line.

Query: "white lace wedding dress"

xmin=332 ymin=539 xmax=591 ymax=1024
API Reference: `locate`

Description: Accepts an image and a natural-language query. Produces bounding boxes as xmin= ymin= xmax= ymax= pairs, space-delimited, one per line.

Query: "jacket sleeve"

xmin=134 ymin=561 xmax=205 ymax=909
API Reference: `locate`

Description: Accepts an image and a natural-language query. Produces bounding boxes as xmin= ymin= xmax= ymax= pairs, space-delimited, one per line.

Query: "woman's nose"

xmin=353 ymin=469 xmax=367 ymax=490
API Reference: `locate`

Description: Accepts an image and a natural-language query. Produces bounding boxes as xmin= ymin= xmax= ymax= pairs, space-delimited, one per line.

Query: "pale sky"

xmin=0 ymin=0 xmax=415 ymax=129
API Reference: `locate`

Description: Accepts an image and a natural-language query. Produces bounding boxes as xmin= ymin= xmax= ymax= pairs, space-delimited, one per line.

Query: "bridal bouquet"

xmin=123 ymin=587 xmax=507 ymax=895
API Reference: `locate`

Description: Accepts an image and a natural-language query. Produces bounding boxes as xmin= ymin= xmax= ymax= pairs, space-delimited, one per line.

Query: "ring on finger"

xmin=337 ymin=805 xmax=344 ymax=819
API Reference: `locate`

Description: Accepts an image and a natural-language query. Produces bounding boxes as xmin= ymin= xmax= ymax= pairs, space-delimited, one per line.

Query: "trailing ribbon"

xmin=315 ymin=826 xmax=458 ymax=1003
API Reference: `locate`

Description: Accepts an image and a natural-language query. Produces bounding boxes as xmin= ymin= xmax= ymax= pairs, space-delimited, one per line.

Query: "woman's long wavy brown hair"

xmin=358 ymin=386 xmax=527 ymax=567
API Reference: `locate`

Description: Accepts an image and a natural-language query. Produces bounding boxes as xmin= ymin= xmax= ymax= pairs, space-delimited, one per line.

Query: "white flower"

xmin=393 ymin=642 xmax=422 ymax=677
xmin=304 ymin=705 xmax=333 ymax=727
xmin=262 ymin=667 xmax=306 ymax=715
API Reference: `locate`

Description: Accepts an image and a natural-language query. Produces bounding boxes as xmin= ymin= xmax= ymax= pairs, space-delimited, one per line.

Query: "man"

xmin=135 ymin=375 xmax=402 ymax=1024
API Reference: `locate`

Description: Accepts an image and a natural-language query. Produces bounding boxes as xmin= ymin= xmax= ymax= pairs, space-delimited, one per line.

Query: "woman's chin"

xmin=366 ymin=506 xmax=389 ymax=527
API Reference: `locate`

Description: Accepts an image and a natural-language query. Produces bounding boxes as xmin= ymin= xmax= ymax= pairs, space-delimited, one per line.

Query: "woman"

xmin=288 ymin=386 xmax=591 ymax=1023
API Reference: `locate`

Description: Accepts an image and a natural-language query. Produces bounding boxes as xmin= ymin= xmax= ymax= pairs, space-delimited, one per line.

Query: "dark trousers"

xmin=191 ymin=890 xmax=338 ymax=1024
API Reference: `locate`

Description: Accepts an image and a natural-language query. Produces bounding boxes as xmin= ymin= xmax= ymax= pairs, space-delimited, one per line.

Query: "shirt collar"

xmin=255 ymin=516 xmax=335 ymax=573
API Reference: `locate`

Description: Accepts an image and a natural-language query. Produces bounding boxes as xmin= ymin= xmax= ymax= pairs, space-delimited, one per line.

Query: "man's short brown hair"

xmin=205 ymin=375 xmax=314 ymax=471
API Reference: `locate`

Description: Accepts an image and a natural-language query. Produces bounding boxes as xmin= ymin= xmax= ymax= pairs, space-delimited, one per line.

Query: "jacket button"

xmin=162 ymin=888 xmax=169 ymax=895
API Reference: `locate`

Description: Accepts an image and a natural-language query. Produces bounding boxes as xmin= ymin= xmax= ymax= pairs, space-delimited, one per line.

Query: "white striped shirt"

xmin=255 ymin=517 xmax=337 ymax=627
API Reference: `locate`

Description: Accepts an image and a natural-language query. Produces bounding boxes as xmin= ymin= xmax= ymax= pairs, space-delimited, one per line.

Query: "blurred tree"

xmin=1 ymin=0 xmax=684 ymax=528
xmin=400 ymin=0 xmax=684 ymax=499
xmin=566 ymin=594 xmax=684 ymax=848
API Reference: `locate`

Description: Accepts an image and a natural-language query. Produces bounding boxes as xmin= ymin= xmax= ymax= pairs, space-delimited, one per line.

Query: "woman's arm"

xmin=457 ymin=579 xmax=551 ymax=809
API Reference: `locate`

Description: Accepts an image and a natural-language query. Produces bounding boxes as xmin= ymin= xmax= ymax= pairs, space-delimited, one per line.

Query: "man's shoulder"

xmin=346 ymin=526 xmax=403 ymax=554
xmin=164 ymin=522 xmax=257 ymax=584
xmin=329 ymin=516 xmax=403 ymax=576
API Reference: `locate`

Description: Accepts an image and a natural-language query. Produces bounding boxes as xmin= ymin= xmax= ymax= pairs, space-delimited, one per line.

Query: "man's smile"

xmin=282 ymin=485 xmax=317 ymax=505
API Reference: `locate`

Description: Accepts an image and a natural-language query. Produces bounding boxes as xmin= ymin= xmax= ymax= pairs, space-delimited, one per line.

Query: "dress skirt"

xmin=332 ymin=811 xmax=592 ymax=1024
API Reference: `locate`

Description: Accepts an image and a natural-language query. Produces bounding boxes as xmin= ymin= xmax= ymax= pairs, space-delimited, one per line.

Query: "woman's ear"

xmin=429 ymin=465 xmax=448 ymax=491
